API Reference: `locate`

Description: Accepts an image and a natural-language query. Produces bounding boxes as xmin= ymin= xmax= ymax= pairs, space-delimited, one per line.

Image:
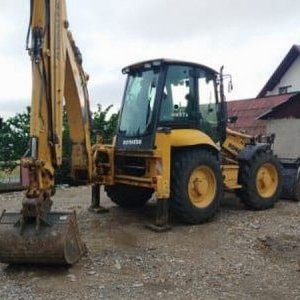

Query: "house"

xmin=227 ymin=92 xmax=300 ymax=158
xmin=227 ymin=44 xmax=300 ymax=159
xmin=226 ymin=93 xmax=296 ymax=136
xmin=258 ymin=93 xmax=300 ymax=159
xmin=258 ymin=45 xmax=300 ymax=97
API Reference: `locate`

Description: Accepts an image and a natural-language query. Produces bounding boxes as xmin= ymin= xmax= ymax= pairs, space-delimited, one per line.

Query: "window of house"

xmin=278 ymin=85 xmax=292 ymax=94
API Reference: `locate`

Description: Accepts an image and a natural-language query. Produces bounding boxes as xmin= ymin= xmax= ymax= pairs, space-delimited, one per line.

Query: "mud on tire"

xmin=170 ymin=149 xmax=223 ymax=224
xmin=105 ymin=184 xmax=153 ymax=209
xmin=237 ymin=151 xmax=282 ymax=210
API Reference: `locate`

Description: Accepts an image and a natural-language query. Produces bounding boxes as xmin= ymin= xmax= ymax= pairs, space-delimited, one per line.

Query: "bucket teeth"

xmin=0 ymin=211 xmax=86 ymax=265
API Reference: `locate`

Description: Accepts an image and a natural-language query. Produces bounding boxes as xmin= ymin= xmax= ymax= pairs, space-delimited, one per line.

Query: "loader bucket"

xmin=0 ymin=211 xmax=86 ymax=265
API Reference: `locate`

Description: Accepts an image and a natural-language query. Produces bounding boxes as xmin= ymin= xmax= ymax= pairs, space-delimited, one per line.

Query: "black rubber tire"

xmin=105 ymin=184 xmax=153 ymax=209
xmin=237 ymin=151 xmax=282 ymax=210
xmin=294 ymin=176 xmax=300 ymax=201
xmin=170 ymin=149 xmax=223 ymax=224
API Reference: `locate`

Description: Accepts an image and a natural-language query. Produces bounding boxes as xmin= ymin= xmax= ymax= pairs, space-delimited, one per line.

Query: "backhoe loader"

xmin=93 ymin=60 xmax=282 ymax=230
xmin=0 ymin=0 xmax=282 ymax=265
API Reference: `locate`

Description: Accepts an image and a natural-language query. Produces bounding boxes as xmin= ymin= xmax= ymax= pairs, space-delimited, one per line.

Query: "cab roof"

xmin=122 ymin=58 xmax=218 ymax=75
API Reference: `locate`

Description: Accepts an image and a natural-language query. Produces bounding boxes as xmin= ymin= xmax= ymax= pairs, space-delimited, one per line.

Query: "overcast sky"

xmin=1 ymin=0 xmax=300 ymax=119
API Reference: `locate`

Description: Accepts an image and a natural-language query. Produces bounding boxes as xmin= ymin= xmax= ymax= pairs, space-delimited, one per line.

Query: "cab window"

xmin=159 ymin=65 xmax=195 ymax=122
xmin=197 ymin=70 xmax=220 ymax=142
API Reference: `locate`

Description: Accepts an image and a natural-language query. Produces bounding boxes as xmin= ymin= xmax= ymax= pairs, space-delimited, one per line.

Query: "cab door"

xmin=195 ymin=69 xmax=221 ymax=143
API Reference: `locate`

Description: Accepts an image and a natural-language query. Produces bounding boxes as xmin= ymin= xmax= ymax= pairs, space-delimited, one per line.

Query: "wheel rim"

xmin=256 ymin=163 xmax=278 ymax=198
xmin=188 ymin=166 xmax=217 ymax=208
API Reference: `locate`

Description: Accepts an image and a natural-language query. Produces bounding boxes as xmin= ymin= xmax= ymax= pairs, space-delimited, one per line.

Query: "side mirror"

xmin=228 ymin=80 xmax=233 ymax=93
xmin=228 ymin=115 xmax=238 ymax=124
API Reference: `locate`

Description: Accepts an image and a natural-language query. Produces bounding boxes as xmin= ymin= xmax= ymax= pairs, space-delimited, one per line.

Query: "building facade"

xmin=258 ymin=45 xmax=300 ymax=97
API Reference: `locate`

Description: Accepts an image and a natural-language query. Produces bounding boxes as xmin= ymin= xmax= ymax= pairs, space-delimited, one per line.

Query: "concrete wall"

xmin=266 ymin=118 xmax=300 ymax=159
xmin=266 ymin=56 xmax=300 ymax=96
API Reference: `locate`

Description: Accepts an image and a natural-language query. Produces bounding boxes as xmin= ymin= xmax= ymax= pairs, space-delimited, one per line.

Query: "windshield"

xmin=119 ymin=69 xmax=159 ymax=137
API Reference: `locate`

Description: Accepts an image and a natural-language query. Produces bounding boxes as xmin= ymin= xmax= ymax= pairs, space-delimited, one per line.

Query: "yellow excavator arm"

xmin=25 ymin=0 xmax=92 ymax=198
xmin=0 ymin=0 xmax=91 ymax=265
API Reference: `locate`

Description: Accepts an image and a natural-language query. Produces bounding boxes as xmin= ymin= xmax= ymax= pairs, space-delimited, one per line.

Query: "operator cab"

xmin=117 ymin=59 xmax=226 ymax=150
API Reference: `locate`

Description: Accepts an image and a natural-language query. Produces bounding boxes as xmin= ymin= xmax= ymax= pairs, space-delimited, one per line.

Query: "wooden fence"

xmin=0 ymin=165 xmax=24 ymax=193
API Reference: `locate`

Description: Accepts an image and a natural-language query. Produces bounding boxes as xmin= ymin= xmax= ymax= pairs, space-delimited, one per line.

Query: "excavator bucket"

xmin=0 ymin=211 xmax=86 ymax=265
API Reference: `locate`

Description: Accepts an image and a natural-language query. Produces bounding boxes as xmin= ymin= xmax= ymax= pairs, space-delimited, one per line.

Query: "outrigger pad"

xmin=0 ymin=211 xmax=86 ymax=265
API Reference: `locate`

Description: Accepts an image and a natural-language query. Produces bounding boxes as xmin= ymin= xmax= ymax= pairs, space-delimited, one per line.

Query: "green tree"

xmin=92 ymin=104 xmax=119 ymax=143
xmin=56 ymin=104 xmax=119 ymax=184
xmin=0 ymin=104 xmax=119 ymax=183
xmin=0 ymin=107 xmax=30 ymax=171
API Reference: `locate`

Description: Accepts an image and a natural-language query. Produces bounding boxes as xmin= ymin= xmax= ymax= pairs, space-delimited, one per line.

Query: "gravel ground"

xmin=0 ymin=187 xmax=300 ymax=299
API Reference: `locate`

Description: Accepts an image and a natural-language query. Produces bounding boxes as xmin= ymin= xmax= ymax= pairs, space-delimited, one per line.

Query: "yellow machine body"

xmin=94 ymin=128 xmax=255 ymax=198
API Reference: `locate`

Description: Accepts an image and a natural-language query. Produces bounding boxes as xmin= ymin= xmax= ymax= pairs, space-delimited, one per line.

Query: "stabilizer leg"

xmin=146 ymin=198 xmax=171 ymax=232
xmin=88 ymin=184 xmax=109 ymax=213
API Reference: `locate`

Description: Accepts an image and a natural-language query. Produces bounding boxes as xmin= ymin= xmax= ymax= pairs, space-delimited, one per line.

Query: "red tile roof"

xmin=226 ymin=93 xmax=295 ymax=136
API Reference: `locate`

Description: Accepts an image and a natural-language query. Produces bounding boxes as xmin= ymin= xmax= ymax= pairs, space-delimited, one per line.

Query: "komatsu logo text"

xmin=123 ymin=139 xmax=142 ymax=146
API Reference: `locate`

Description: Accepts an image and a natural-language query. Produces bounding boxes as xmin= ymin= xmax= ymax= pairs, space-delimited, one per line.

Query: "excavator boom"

xmin=0 ymin=0 xmax=92 ymax=265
